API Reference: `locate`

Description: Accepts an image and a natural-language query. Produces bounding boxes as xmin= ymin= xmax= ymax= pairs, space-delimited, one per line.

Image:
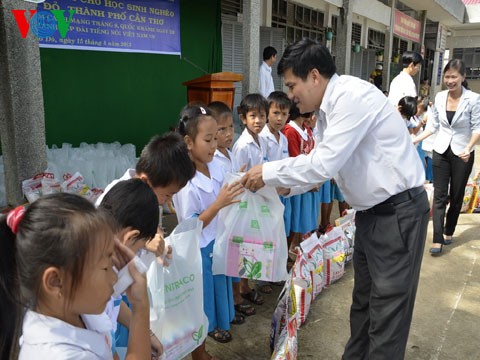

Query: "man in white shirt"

xmin=258 ymin=46 xmax=277 ymax=98
xmin=388 ymin=51 xmax=423 ymax=106
xmin=242 ymin=39 xmax=429 ymax=360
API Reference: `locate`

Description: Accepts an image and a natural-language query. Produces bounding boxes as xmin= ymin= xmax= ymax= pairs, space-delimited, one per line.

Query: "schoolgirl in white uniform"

xmin=0 ymin=193 xmax=150 ymax=360
xmin=173 ymin=105 xmax=244 ymax=360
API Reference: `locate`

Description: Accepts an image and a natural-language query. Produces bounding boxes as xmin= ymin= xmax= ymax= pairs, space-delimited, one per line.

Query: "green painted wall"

xmin=39 ymin=0 xmax=221 ymax=154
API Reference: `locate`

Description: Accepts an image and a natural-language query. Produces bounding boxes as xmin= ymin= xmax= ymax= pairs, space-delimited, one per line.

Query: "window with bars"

xmin=392 ymin=37 xmax=408 ymax=57
xmin=352 ymin=23 xmax=361 ymax=45
xmin=453 ymin=47 xmax=480 ymax=79
xmin=368 ymin=29 xmax=385 ymax=50
xmin=272 ymin=0 xmax=325 ymax=45
xmin=221 ymin=0 xmax=242 ymax=16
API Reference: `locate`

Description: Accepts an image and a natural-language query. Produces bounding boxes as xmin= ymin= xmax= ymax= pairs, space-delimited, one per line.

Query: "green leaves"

xmin=241 ymin=257 xmax=262 ymax=279
xmin=192 ymin=325 xmax=204 ymax=344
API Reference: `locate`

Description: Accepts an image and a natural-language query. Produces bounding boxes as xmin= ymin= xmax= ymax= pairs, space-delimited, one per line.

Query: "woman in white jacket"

xmin=414 ymin=59 xmax=480 ymax=255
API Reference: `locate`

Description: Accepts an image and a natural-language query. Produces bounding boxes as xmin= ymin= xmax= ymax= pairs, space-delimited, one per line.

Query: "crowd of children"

xmin=0 ymin=89 xmax=352 ymax=360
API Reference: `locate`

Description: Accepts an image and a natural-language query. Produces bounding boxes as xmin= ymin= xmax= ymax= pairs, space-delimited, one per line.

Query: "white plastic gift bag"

xmin=321 ymin=227 xmax=346 ymax=286
xmin=147 ymin=218 xmax=208 ymax=360
xmin=213 ymin=173 xmax=288 ymax=282
xmin=300 ymin=233 xmax=325 ymax=299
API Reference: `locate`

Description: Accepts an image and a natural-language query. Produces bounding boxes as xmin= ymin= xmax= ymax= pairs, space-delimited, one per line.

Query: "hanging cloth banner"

xmin=393 ymin=9 xmax=420 ymax=43
xmin=35 ymin=0 xmax=180 ymax=55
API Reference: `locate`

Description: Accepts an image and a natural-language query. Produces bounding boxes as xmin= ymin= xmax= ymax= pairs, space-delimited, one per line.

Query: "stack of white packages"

xmin=0 ymin=142 xmax=136 ymax=207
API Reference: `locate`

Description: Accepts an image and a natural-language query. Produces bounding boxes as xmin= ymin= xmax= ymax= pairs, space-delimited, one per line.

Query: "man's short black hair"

xmin=135 ymin=132 xmax=195 ymax=189
xmin=401 ymin=51 xmax=423 ymax=68
xmin=277 ymin=38 xmax=336 ymax=80
xmin=263 ymin=46 xmax=277 ymax=61
xmin=99 ymin=178 xmax=159 ymax=242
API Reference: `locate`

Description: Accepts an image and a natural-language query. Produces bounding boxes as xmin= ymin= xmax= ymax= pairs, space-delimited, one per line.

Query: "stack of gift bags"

xmin=270 ymin=209 xmax=356 ymax=359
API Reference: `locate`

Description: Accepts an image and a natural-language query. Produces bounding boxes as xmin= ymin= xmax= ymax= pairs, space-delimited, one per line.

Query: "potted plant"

xmin=392 ymin=51 xmax=400 ymax=63
xmin=325 ymin=27 xmax=333 ymax=41
xmin=376 ymin=50 xmax=383 ymax=62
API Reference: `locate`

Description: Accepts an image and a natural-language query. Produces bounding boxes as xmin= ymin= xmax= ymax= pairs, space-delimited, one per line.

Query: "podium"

xmin=182 ymin=72 xmax=243 ymax=109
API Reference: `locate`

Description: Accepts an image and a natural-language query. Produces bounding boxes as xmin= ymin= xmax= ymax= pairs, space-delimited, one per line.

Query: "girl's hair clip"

xmin=199 ymin=106 xmax=207 ymax=115
xmin=7 ymin=205 xmax=26 ymax=234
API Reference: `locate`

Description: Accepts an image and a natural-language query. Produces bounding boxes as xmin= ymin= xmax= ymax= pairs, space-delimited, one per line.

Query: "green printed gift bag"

xmin=147 ymin=218 xmax=208 ymax=360
xmin=212 ymin=173 xmax=289 ymax=282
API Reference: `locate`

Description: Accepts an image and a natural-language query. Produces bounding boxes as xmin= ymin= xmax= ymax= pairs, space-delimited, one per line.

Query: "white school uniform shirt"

xmin=429 ymin=88 xmax=480 ymax=155
xmin=20 ymin=310 xmax=113 ymax=359
xmin=259 ymin=125 xmax=289 ymax=161
xmin=232 ymin=128 xmax=268 ymax=170
xmin=95 ymin=168 xmax=135 ymax=207
xmin=262 ymin=74 xmax=425 ymax=211
xmin=173 ymin=158 xmax=224 ymax=248
xmin=214 ymin=148 xmax=239 ymax=173
xmin=258 ymin=61 xmax=275 ymax=98
xmin=388 ymin=70 xmax=417 ymax=106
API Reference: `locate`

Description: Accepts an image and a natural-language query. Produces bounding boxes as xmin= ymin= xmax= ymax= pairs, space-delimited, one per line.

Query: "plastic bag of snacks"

xmin=461 ymin=183 xmax=478 ymax=213
xmin=321 ymin=227 xmax=346 ymax=286
xmin=291 ymin=247 xmax=313 ymax=328
xmin=22 ymin=172 xmax=60 ymax=203
xmin=147 ymin=218 xmax=209 ymax=360
xmin=271 ymin=311 xmax=298 ymax=360
xmin=300 ymin=232 xmax=325 ymax=299
xmin=270 ymin=276 xmax=295 ymax=352
xmin=213 ymin=173 xmax=288 ymax=282
xmin=335 ymin=210 xmax=356 ymax=264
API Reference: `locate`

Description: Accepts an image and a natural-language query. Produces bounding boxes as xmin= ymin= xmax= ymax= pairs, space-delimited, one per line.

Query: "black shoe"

xmin=444 ymin=236 xmax=453 ymax=245
xmin=430 ymin=245 xmax=443 ymax=255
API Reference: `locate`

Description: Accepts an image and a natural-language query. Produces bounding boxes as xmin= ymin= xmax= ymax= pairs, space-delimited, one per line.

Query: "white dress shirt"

xmin=388 ymin=71 xmax=417 ymax=106
xmin=258 ymin=61 xmax=275 ymax=98
xmin=173 ymin=158 xmax=224 ymax=248
xmin=20 ymin=310 xmax=113 ymax=359
xmin=429 ymin=88 xmax=480 ymax=155
xmin=232 ymin=128 xmax=267 ymax=170
xmin=263 ymin=74 xmax=425 ymax=210
xmin=259 ymin=125 xmax=289 ymax=161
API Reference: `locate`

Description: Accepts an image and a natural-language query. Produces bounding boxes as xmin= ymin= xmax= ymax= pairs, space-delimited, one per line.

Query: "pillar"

xmin=0 ymin=1 xmax=47 ymax=206
xmin=336 ymin=0 xmax=353 ymax=75
xmin=242 ymin=0 xmax=261 ymax=96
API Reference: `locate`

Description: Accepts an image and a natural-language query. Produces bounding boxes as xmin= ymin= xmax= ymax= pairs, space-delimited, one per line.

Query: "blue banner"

xmin=37 ymin=0 xmax=180 ymax=55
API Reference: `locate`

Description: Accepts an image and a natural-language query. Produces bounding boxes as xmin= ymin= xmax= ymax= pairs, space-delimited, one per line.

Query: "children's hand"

xmin=113 ymin=237 xmax=135 ymax=270
xmin=125 ymin=259 xmax=149 ymax=309
xmin=145 ymin=229 xmax=165 ymax=257
xmin=150 ymin=334 xmax=164 ymax=360
xmin=276 ymin=187 xmax=291 ymax=196
xmin=215 ymin=181 xmax=244 ymax=209
xmin=156 ymin=245 xmax=173 ymax=267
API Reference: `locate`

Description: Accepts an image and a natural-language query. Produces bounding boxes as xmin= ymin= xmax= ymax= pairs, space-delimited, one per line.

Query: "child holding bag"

xmin=173 ymin=104 xmax=244 ymax=359
xmin=232 ymin=93 xmax=269 ymax=305
xmin=0 ymin=193 xmax=150 ymax=360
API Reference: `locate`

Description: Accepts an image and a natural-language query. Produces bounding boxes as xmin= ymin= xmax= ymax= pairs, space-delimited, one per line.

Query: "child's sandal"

xmin=208 ymin=328 xmax=232 ymax=343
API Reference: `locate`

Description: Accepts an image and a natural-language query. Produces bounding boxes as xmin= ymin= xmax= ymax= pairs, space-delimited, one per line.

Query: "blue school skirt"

xmin=201 ymin=240 xmax=235 ymax=332
xmin=289 ymin=190 xmax=320 ymax=234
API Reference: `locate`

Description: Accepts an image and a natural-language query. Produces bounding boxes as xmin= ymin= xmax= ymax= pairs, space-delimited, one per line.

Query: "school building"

xmin=1 ymin=0 xmax=480 ymax=205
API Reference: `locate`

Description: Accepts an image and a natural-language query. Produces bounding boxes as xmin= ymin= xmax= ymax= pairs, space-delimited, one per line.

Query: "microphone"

xmin=180 ymin=55 xmax=209 ymax=75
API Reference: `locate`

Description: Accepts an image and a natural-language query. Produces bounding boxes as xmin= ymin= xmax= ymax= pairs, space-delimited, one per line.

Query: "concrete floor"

xmin=202 ymin=212 xmax=480 ymax=360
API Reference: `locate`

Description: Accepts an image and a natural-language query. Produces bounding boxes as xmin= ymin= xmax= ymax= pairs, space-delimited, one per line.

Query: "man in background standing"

xmin=259 ymin=46 xmax=277 ymax=98
xmin=388 ymin=51 xmax=423 ymax=106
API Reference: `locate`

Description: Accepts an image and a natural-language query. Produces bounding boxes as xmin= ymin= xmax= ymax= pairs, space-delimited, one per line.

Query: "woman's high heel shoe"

xmin=429 ymin=244 xmax=443 ymax=255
